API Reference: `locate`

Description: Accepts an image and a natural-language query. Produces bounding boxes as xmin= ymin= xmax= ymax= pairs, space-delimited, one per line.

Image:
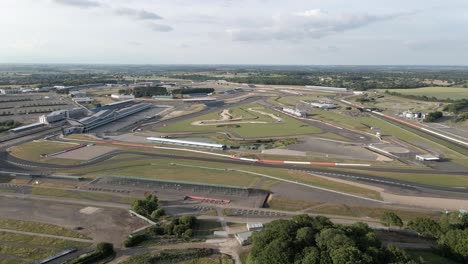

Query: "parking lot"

xmin=0 ymin=94 xmax=76 ymax=123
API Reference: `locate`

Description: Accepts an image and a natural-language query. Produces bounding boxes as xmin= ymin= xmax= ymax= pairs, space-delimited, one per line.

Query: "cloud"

xmin=53 ymin=0 xmax=101 ymax=8
xmin=148 ymin=23 xmax=173 ymax=32
xmin=128 ymin=41 xmax=142 ymax=46
xmin=228 ymin=9 xmax=410 ymax=41
xmin=115 ymin=8 xmax=162 ymax=20
xmin=176 ymin=43 xmax=190 ymax=48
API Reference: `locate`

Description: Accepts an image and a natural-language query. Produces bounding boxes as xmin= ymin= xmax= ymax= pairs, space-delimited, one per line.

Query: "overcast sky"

xmin=1 ymin=0 xmax=467 ymax=65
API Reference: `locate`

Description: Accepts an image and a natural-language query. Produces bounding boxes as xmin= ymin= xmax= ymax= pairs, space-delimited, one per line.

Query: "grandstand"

xmin=73 ymin=103 xmax=151 ymax=132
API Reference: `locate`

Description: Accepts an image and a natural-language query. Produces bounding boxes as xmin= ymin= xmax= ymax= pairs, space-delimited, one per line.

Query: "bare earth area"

xmin=0 ymin=196 xmax=145 ymax=247
xmin=55 ymin=146 xmax=116 ymax=160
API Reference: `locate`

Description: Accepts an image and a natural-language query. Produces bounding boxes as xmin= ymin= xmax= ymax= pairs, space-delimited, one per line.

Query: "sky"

xmin=0 ymin=0 xmax=467 ymax=65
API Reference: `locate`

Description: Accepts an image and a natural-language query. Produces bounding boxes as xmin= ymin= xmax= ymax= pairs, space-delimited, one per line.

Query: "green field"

xmin=61 ymin=155 xmax=381 ymax=199
xmin=30 ymin=187 xmax=134 ymax=204
xmin=8 ymin=140 xmax=80 ymax=164
xmin=377 ymin=87 xmax=468 ymax=100
xmin=266 ymin=197 xmax=439 ymax=220
xmin=158 ymin=103 xmax=324 ymax=138
xmin=309 ymin=110 xmax=370 ymax=131
xmin=0 ymin=219 xmax=90 ymax=240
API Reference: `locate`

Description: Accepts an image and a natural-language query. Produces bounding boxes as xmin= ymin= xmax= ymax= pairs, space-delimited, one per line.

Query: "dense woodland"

xmin=248 ymin=215 xmax=417 ymax=264
xmin=248 ymin=213 xmax=468 ymax=264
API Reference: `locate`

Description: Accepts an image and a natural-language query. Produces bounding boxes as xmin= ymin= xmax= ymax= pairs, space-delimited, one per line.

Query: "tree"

xmin=438 ymin=228 xmax=468 ymax=263
xmin=330 ymin=246 xmax=368 ymax=264
xmin=380 ymin=212 xmax=403 ymax=228
xmin=131 ymin=194 xmax=160 ymax=218
xmin=296 ymin=227 xmax=315 ymax=245
xmin=179 ymin=215 xmax=197 ymax=227
xmin=316 ymin=228 xmax=354 ymax=252
xmin=384 ymin=245 xmax=417 ymax=264
xmin=407 ymin=218 xmax=441 ymax=238
xmin=173 ymin=224 xmax=189 ymax=238
xmin=302 ymin=247 xmax=320 ymax=264
xmin=248 ymin=215 xmax=417 ymax=264
xmin=163 ymin=222 xmax=175 ymax=235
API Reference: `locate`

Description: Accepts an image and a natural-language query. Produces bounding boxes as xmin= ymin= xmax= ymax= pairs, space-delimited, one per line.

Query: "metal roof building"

xmin=247 ymin=223 xmax=263 ymax=231
xmin=416 ymin=154 xmax=441 ymax=161
xmin=147 ymin=137 xmax=226 ymax=150
xmin=235 ymin=231 xmax=253 ymax=246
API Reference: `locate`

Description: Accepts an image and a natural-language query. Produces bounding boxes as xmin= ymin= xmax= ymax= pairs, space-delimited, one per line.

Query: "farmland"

xmin=377 ymin=87 xmax=468 ymax=100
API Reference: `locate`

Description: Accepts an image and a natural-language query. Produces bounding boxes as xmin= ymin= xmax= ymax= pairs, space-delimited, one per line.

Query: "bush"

xmin=183 ymin=229 xmax=194 ymax=238
xmin=96 ymin=242 xmax=114 ymax=256
xmin=148 ymin=225 xmax=165 ymax=236
xmin=69 ymin=242 xmax=114 ymax=264
xmin=133 ymin=86 xmax=168 ymax=98
xmin=69 ymin=251 xmax=103 ymax=264
xmin=151 ymin=208 xmax=165 ymax=220
xmin=424 ymin=111 xmax=443 ymax=122
xmin=380 ymin=211 xmax=403 ymax=228
xmin=163 ymin=222 xmax=175 ymax=235
xmin=124 ymin=234 xmax=148 ymax=247
xmin=172 ymin=88 xmax=214 ymax=95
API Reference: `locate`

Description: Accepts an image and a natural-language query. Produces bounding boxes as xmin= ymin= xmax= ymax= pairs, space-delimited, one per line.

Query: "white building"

xmin=302 ymin=101 xmax=337 ymax=109
xmin=305 ymin=86 xmax=347 ymax=92
xmin=39 ymin=108 xmax=87 ymax=124
xmin=0 ymin=88 xmax=20 ymax=95
xmin=247 ymin=223 xmax=263 ymax=231
xmin=147 ymin=137 xmax=226 ymax=150
xmin=111 ymin=94 xmax=135 ymax=100
xmin=282 ymin=107 xmax=306 ymax=117
xmin=416 ymin=154 xmax=440 ymax=161
xmin=235 ymin=231 xmax=253 ymax=246
xmin=73 ymin=97 xmax=95 ymax=103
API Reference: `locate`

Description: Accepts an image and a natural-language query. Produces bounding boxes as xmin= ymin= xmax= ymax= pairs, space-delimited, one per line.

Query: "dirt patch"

xmin=55 ymin=146 xmax=115 ymax=160
xmin=0 ymin=196 xmax=146 ymax=247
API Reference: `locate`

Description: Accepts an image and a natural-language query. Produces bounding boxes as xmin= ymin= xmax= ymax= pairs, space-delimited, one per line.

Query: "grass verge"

xmin=0 ymin=219 xmax=90 ymax=240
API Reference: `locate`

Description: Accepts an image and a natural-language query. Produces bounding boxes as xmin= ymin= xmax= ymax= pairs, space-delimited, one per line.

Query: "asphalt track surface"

xmin=2 ymin=148 xmax=468 ymax=198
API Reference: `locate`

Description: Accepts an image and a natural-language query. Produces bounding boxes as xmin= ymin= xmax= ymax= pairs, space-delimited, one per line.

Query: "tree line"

xmin=248 ymin=214 xmax=418 ymax=264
